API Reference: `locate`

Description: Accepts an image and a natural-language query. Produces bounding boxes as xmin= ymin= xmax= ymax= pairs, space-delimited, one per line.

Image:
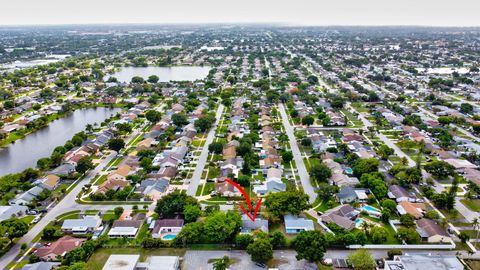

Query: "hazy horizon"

xmin=2 ymin=0 xmax=480 ymax=27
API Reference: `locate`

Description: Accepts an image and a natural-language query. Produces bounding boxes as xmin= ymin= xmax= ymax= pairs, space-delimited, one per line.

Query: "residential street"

xmin=0 ymin=152 xmax=121 ymax=269
xmin=186 ymin=104 xmax=224 ymax=196
xmin=278 ymin=103 xmax=316 ymax=203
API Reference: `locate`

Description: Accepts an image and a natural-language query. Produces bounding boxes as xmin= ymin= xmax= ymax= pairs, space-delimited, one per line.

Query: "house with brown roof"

xmin=107 ymin=165 xmax=131 ymax=182
xmin=136 ymin=137 xmax=155 ymax=151
xmin=397 ymin=201 xmax=425 ymax=219
xmin=38 ymin=175 xmax=60 ymax=190
xmin=33 ymin=236 xmax=86 ymax=261
xmin=215 ymin=178 xmax=241 ymax=197
xmin=108 ymin=214 xmax=145 ymax=238
xmin=320 ymin=205 xmax=359 ymax=231
xmin=416 ymin=218 xmax=452 ymax=243
xmin=97 ymin=179 xmax=129 ymax=194
xmin=222 ymin=145 xmax=236 ymax=159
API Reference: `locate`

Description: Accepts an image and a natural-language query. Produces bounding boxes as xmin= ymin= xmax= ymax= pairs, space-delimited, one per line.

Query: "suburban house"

xmin=396 ymin=201 xmax=425 ymax=219
xmin=388 ymin=185 xmax=415 ymax=202
xmin=33 ymin=236 xmax=86 ymax=261
xmin=102 ymin=255 xmax=180 ymax=270
xmin=240 ymin=214 xmax=269 ymax=234
xmin=107 ymin=165 xmax=132 ymax=182
xmin=61 ymin=215 xmax=102 ymax=234
xmin=416 ymin=218 xmax=452 ymax=243
xmin=151 ymin=218 xmax=184 ymax=239
xmin=0 ymin=205 xmax=28 ymax=221
xmin=215 ymin=178 xmax=241 ymax=197
xmin=11 ymin=186 xmax=45 ymax=205
xmin=136 ymin=179 xmax=169 ymax=201
xmin=36 ymin=175 xmax=60 ymax=190
xmin=336 ymin=187 xmax=369 ymax=204
xmin=96 ymin=178 xmax=129 ymax=194
xmin=108 ymin=214 xmax=145 ymax=238
xmin=284 ymin=214 xmax=314 ymax=234
xmin=320 ymin=205 xmax=359 ymax=231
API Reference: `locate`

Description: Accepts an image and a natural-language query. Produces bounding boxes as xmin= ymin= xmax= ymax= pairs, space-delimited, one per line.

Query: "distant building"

xmin=384 ymin=254 xmax=463 ymax=270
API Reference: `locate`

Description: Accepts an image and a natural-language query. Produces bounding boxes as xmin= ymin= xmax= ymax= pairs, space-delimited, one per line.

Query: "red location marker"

xmin=225 ymin=178 xmax=262 ymax=222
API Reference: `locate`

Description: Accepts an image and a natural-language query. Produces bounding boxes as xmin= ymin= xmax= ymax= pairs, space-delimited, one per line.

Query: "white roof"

xmin=108 ymin=226 xmax=138 ymax=236
xmin=102 ymin=255 xmax=139 ymax=270
xmin=61 ymin=215 xmax=101 ymax=231
xmin=145 ymin=256 xmax=179 ymax=270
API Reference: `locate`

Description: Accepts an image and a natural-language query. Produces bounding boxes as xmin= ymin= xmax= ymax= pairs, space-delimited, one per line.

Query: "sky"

xmin=1 ymin=0 xmax=480 ymax=26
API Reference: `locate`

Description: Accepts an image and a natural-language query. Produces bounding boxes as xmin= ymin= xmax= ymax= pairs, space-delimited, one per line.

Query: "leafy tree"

xmin=396 ymin=227 xmax=420 ymax=244
xmin=208 ymin=142 xmax=224 ymax=154
xmin=235 ymin=234 xmax=254 ymax=249
xmin=352 ymin=158 xmax=379 ymax=177
xmin=213 ymin=256 xmax=230 ymax=270
xmin=301 ymin=116 xmax=315 ymax=126
xmin=377 ymin=145 xmax=394 ymax=160
xmin=172 ymin=113 xmax=189 ymax=126
xmin=194 ymin=115 xmax=216 ymax=132
xmin=145 ymin=110 xmax=161 ymax=123
xmin=131 ymin=76 xmax=144 ymax=83
xmin=399 ymin=214 xmax=415 ymax=228
xmin=155 ymin=191 xmax=199 ymax=218
xmin=460 ymin=103 xmax=473 ymax=114
xmin=236 ymin=175 xmax=251 ymax=187
xmin=348 ymin=249 xmax=376 ymax=270
xmin=0 ymin=218 xmax=28 ymax=240
xmin=381 ymin=199 xmax=397 ymax=212
xmin=310 ymin=163 xmax=332 ymax=183
xmin=281 ymin=151 xmax=293 ymax=163
xmin=114 ymin=207 xmax=124 ymax=217
xmin=107 ymin=138 xmax=125 ymax=152
xmin=247 ymin=239 xmax=273 ymax=263
xmin=269 ymin=231 xmax=286 ymax=248
xmin=147 ymin=75 xmax=160 ymax=83
xmin=291 ymin=230 xmax=327 ymax=262
xmin=203 ymin=211 xmax=241 ymax=243
xmin=174 ymin=222 xmax=203 ymax=245
xmin=41 ymin=226 xmax=58 ymax=240
xmin=265 ymin=190 xmax=310 ymax=218
xmin=76 ymin=157 xmax=93 ymax=174
xmin=424 ymin=161 xmax=455 ymax=178
xmin=370 ymin=227 xmax=388 ymax=244
xmin=183 ymin=204 xmax=202 ymax=223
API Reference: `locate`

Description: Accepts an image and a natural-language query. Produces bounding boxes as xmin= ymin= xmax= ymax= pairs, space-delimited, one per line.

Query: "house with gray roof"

xmin=336 ymin=187 xmax=369 ymax=204
xmin=21 ymin=262 xmax=59 ymax=270
xmin=253 ymin=178 xmax=286 ymax=196
xmin=240 ymin=214 xmax=269 ymax=234
xmin=284 ymin=214 xmax=314 ymax=234
xmin=61 ymin=215 xmax=102 ymax=234
xmin=0 ymin=205 xmax=28 ymax=221
xmin=11 ymin=186 xmax=45 ymax=205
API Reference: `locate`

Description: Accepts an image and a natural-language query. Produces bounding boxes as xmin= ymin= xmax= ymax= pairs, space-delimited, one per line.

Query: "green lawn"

xmin=460 ymin=199 xmax=480 ymax=212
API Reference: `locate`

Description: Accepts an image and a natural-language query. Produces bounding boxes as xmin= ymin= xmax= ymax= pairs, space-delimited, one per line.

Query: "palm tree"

xmin=473 ymin=218 xmax=480 ymax=249
xmin=213 ymin=256 xmax=230 ymax=270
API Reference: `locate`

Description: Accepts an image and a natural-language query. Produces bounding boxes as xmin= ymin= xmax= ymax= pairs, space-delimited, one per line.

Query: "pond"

xmin=107 ymin=66 xmax=211 ymax=83
xmin=0 ymin=107 xmax=121 ymax=176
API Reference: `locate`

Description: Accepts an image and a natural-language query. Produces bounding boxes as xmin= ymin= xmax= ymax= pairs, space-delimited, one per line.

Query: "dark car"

xmin=255 ymin=262 xmax=266 ymax=268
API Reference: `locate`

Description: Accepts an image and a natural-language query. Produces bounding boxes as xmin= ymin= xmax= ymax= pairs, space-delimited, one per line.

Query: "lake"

xmin=107 ymin=66 xmax=211 ymax=83
xmin=0 ymin=107 xmax=121 ymax=176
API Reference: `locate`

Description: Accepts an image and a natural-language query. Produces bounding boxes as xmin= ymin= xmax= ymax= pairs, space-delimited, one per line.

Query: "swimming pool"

xmin=344 ymin=167 xmax=353 ymax=174
xmin=361 ymin=205 xmax=381 ymax=216
xmin=355 ymin=218 xmax=365 ymax=227
xmin=162 ymin=234 xmax=177 ymax=240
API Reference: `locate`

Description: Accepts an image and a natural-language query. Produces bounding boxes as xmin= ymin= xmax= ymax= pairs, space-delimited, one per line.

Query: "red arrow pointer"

xmin=225 ymin=178 xmax=262 ymax=222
